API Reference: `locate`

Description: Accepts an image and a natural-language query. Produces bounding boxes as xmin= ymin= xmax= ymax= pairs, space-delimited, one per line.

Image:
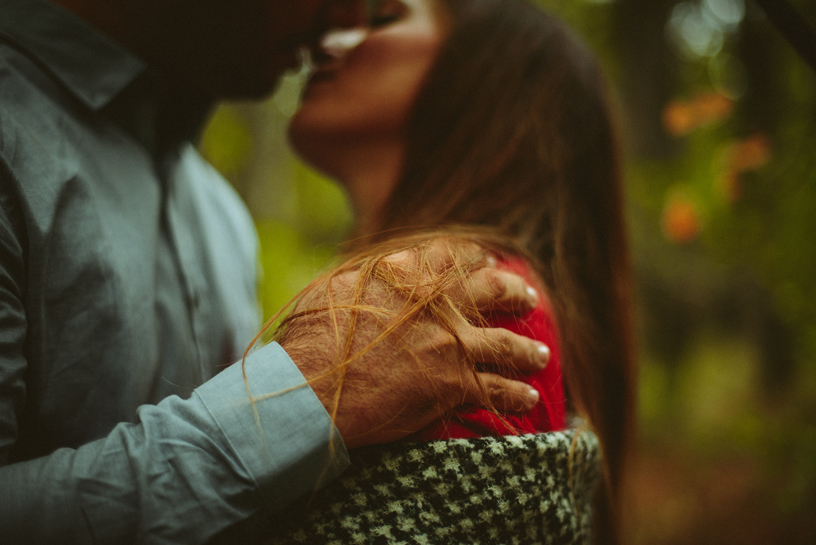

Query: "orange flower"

xmin=663 ymin=101 xmax=697 ymax=136
xmin=662 ymin=196 xmax=701 ymax=244
xmin=694 ymin=93 xmax=734 ymax=126
xmin=728 ymin=133 xmax=772 ymax=173
xmin=662 ymin=92 xmax=734 ymax=136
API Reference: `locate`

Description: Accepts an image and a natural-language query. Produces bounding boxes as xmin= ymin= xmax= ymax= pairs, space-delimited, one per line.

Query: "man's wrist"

xmin=197 ymin=343 xmax=350 ymax=509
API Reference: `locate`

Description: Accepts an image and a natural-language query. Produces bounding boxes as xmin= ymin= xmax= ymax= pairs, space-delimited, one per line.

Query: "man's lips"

xmin=265 ymin=49 xmax=302 ymax=77
xmin=282 ymin=50 xmax=302 ymax=71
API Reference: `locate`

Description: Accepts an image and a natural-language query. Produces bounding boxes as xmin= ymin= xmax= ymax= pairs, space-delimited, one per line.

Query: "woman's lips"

xmin=301 ymin=69 xmax=337 ymax=99
xmin=304 ymin=69 xmax=337 ymax=91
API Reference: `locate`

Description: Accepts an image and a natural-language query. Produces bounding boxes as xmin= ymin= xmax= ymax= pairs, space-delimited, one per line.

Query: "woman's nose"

xmin=320 ymin=27 xmax=369 ymax=60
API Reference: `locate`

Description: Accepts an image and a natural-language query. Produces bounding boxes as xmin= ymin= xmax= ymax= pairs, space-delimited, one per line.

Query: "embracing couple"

xmin=0 ymin=0 xmax=634 ymax=543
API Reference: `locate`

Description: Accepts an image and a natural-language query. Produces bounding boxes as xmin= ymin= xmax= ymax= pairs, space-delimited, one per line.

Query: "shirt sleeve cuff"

xmin=196 ymin=342 xmax=350 ymax=511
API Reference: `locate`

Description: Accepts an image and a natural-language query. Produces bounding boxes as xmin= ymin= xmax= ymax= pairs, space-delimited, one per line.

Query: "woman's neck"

xmin=334 ymin=140 xmax=405 ymax=237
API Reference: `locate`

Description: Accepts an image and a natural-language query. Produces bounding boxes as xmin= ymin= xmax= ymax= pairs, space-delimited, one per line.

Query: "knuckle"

xmin=486 ymin=379 xmax=503 ymax=399
xmin=482 ymin=269 xmax=507 ymax=300
xmin=453 ymin=373 xmax=474 ymax=401
xmin=425 ymin=240 xmax=453 ymax=268
xmin=381 ymin=249 xmax=412 ymax=267
xmin=462 ymin=242 xmax=484 ymax=257
xmin=495 ymin=329 xmax=513 ymax=356
xmin=461 ymin=329 xmax=486 ymax=362
xmin=328 ymin=271 xmax=359 ymax=297
xmin=427 ymin=327 xmax=461 ymax=358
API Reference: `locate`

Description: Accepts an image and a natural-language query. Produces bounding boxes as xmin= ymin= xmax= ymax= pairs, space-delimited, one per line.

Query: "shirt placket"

xmin=161 ymin=157 xmax=212 ymax=384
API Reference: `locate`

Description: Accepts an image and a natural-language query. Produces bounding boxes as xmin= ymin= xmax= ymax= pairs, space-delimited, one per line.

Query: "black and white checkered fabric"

xmin=263 ymin=429 xmax=600 ymax=545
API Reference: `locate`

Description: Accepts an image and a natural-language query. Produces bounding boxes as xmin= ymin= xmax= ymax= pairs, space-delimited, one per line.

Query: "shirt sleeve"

xmin=0 ymin=162 xmax=29 ymax=465
xmin=0 ymin=341 xmax=350 ymax=544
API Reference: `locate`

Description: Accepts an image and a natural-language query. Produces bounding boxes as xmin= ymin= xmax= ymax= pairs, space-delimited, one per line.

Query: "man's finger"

xmin=463 ymin=373 xmax=540 ymax=413
xmin=466 ymin=267 xmax=538 ymax=315
xmin=380 ymin=241 xmax=536 ymax=316
xmin=462 ymin=327 xmax=550 ymax=373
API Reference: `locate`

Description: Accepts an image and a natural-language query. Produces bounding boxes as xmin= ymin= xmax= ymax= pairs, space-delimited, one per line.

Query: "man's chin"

xmin=194 ymin=59 xmax=296 ymax=101
xmin=207 ymin=73 xmax=286 ymax=101
xmin=229 ymin=53 xmax=303 ymax=100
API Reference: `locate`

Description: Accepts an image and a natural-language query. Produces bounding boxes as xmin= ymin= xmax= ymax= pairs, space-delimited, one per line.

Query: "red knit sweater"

xmin=417 ymin=257 xmax=566 ymax=440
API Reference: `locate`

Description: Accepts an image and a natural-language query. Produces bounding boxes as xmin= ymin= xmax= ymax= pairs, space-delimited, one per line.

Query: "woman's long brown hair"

xmin=260 ymin=0 xmax=634 ymax=542
xmin=364 ymin=0 xmax=636 ymax=541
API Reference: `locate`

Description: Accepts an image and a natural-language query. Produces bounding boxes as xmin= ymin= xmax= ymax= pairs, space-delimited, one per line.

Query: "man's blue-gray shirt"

xmin=0 ymin=0 xmax=348 ymax=541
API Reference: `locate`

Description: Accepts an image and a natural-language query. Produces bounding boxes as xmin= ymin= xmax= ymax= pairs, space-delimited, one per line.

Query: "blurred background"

xmin=198 ymin=0 xmax=816 ymax=542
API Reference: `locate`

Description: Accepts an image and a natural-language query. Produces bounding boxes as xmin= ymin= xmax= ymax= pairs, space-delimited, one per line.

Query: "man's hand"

xmin=279 ymin=239 xmax=550 ymax=449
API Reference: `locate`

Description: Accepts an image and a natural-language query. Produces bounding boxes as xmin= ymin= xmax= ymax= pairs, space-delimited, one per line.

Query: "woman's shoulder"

xmin=491 ymin=254 xmax=558 ymax=346
xmin=263 ymin=430 xmax=600 ymax=545
xmin=417 ymin=252 xmax=566 ymax=441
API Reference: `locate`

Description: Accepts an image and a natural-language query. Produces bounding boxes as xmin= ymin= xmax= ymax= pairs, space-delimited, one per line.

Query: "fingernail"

xmin=526 ymin=388 xmax=540 ymax=408
xmin=526 ymin=286 xmax=538 ymax=306
xmin=537 ymin=343 xmax=550 ymax=367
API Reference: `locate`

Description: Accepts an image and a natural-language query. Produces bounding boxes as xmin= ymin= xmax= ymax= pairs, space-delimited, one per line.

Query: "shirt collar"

xmin=0 ymin=0 xmax=147 ymax=111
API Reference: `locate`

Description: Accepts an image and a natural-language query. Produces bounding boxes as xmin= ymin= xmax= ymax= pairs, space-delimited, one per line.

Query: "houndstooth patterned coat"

xmin=263 ymin=429 xmax=600 ymax=545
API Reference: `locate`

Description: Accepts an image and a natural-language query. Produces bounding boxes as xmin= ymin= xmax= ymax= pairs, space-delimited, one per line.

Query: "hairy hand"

xmin=278 ymin=238 xmax=549 ymax=449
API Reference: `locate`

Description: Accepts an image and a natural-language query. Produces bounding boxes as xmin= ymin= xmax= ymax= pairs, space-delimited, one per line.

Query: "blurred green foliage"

xmin=253 ymin=165 xmax=352 ymax=317
xmin=199 ymin=0 xmax=816 ymax=542
xmin=200 ymin=107 xmax=253 ymax=177
xmin=200 ymin=80 xmax=352 ymax=318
